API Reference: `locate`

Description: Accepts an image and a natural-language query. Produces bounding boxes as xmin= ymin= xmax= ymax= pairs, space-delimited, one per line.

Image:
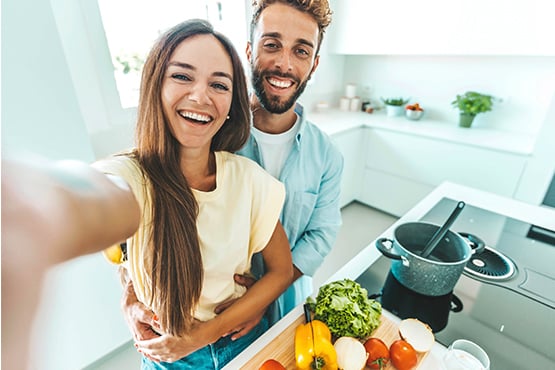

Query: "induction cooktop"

xmin=356 ymin=197 xmax=555 ymax=370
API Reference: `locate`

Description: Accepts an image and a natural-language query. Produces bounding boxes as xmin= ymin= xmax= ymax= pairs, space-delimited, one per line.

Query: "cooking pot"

xmin=376 ymin=222 xmax=482 ymax=296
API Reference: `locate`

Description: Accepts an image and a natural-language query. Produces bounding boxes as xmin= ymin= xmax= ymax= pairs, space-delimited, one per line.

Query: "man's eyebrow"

xmin=261 ymin=32 xmax=315 ymax=49
xmin=168 ymin=61 xmax=232 ymax=81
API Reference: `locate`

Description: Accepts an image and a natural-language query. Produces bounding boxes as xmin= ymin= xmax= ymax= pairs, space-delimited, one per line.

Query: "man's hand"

xmin=134 ymin=319 xmax=204 ymax=364
xmin=121 ymin=280 xmax=161 ymax=342
xmin=214 ymin=274 xmax=256 ymax=314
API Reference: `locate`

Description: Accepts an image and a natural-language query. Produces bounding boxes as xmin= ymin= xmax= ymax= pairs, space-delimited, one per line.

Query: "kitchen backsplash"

xmin=302 ymin=54 xmax=555 ymax=137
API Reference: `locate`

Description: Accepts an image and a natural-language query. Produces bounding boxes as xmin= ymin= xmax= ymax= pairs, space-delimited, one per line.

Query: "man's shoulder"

xmin=301 ymin=120 xmax=341 ymax=154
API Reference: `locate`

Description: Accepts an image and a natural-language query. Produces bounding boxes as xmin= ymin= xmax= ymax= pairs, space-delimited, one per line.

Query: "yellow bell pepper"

xmin=295 ymin=315 xmax=338 ymax=370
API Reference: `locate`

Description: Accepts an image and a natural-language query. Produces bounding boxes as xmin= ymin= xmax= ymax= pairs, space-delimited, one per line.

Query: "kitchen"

xmin=2 ymin=0 xmax=555 ymax=369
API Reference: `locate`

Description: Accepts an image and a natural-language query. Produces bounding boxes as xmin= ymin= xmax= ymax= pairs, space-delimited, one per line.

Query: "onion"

xmin=333 ymin=336 xmax=368 ymax=370
xmin=398 ymin=318 xmax=435 ymax=353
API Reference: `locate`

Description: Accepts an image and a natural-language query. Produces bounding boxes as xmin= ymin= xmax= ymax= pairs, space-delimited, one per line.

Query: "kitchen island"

xmin=223 ymin=181 xmax=555 ymax=369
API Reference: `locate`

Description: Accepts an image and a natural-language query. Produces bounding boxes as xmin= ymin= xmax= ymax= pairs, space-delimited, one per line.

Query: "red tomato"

xmin=259 ymin=359 xmax=286 ymax=370
xmin=390 ymin=340 xmax=418 ymax=370
xmin=364 ymin=337 xmax=390 ymax=369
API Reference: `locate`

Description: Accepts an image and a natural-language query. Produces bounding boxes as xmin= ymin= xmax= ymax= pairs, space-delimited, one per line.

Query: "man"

xmin=235 ymin=0 xmax=343 ymax=324
xmin=121 ymin=0 xmax=343 ymax=344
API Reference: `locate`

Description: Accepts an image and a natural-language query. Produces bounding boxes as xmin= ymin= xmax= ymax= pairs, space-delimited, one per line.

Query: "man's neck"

xmin=252 ymin=104 xmax=298 ymax=135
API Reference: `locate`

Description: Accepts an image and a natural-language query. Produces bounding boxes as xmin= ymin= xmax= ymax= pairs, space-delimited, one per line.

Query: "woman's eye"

xmin=171 ymin=73 xmax=191 ymax=82
xmin=212 ymin=82 xmax=230 ymax=91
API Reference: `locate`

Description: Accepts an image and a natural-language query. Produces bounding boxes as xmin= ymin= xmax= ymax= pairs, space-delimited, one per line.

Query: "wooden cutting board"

xmin=241 ymin=312 xmax=428 ymax=369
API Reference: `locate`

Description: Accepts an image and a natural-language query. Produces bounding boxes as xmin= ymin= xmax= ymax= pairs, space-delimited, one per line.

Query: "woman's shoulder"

xmin=217 ymin=151 xmax=282 ymax=186
xmin=92 ymin=152 xmax=144 ymax=185
xmin=218 ymin=151 xmax=265 ymax=174
xmin=93 ymin=151 xmax=136 ymax=169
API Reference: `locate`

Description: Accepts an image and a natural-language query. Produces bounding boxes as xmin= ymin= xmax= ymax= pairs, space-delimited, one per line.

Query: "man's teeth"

xmin=180 ymin=111 xmax=211 ymax=122
xmin=268 ymin=78 xmax=292 ymax=88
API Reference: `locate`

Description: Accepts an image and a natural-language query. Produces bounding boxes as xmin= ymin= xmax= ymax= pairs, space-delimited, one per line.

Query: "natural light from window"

xmin=97 ymin=0 xmax=248 ymax=108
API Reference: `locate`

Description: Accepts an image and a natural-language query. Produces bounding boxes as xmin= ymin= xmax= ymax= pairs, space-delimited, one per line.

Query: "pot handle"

xmin=375 ymin=238 xmax=402 ymax=260
xmin=450 ymin=294 xmax=464 ymax=313
xmin=459 ymin=232 xmax=486 ymax=254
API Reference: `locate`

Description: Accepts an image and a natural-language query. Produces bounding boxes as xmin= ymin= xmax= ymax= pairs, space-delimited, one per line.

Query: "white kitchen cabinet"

xmin=359 ymin=168 xmax=434 ymax=217
xmin=330 ymin=127 xmax=365 ymax=208
xmin=358 ymin=128 xmax=529 ymax=216
xmin=329 ymin=0 xmax=555 ymax=55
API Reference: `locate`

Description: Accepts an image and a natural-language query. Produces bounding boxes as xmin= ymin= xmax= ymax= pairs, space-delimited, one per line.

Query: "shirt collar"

xmin=294 ymin=103 xmax=307 ymax=143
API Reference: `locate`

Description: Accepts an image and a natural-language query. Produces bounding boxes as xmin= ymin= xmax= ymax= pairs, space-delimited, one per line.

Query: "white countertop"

xmin=307 ymin=109 xmax=536 ymax=156
xmin=224 ymin=182 xmax=555 ymax=370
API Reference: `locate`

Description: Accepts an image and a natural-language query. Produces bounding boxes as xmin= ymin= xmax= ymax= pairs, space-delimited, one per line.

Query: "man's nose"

xmin=274 ymin=50 xmax=293 ymax=72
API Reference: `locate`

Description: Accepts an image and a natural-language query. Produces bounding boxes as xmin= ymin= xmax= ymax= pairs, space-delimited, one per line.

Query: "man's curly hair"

xmin=250 ymin=0 xmax=333 ymax=54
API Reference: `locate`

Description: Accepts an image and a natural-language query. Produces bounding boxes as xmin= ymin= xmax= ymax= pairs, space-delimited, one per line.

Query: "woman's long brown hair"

xmin=131 ymin=19 xmax=251 ymax=336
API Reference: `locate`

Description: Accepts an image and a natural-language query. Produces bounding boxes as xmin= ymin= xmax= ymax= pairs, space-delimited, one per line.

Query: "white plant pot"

xmin=386 ymin=105 xmax=404 ymax=117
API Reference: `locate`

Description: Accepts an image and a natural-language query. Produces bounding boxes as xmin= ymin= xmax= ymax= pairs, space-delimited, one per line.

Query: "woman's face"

xmin=162 ymin=34 xmax=233 ymax=153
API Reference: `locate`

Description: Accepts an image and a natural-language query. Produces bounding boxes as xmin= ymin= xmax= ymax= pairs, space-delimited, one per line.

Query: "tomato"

xmin=390 ymin=339 xmax=418 ymax=370
xmin=364 ymin=337 xmax=390 ymax=369
xmin=258 ymin=359 xmax=286 ymax=370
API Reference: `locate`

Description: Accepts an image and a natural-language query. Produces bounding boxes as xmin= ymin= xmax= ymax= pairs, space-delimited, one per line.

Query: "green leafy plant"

xmin=451 ymin=91 xmax=497 ymax=116
xmin=115 ymin=54 xmax=145 ymax=74
xmin=381 ymin=97 xmax=409 ymax=106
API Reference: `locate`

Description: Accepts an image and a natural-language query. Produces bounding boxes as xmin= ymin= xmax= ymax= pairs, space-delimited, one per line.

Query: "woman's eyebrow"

xmin=168 ymin=61 xmax=232 ymax=81
xmin=168 ymin=61 xmax=194 ymax=70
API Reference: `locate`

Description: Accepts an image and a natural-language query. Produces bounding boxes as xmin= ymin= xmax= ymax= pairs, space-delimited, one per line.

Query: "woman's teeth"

xmin=180 ymin=111 xmax=211 ymax=123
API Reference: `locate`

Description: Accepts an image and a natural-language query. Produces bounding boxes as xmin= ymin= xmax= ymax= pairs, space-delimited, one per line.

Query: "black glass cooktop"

xmin=356 ymin=197 xmax=555 ymax=370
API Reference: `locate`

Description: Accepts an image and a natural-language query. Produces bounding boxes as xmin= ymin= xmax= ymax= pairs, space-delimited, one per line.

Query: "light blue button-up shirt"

xmin=237 ymin=104 xmax=344 ymax=323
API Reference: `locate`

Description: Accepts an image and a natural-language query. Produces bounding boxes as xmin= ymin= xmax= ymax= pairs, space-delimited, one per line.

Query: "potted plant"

xmin=381 ymin=97 xmax=409 ymax=117
xmin=451 ymin=91 xmax=497 ymax=128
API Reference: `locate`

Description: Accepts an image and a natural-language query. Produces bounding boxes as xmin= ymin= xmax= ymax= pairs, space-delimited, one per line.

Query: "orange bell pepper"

xmin=295 ymin=305 xmax=338 ymax=370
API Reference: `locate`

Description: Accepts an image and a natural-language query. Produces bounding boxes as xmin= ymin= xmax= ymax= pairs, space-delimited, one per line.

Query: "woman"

xmin=94 ymin=19 xmax=293 ymax=369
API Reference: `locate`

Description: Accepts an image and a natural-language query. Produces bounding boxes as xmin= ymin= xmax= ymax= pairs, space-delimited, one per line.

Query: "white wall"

xmin=341 ymin=55 xmax=555 ymax=136
xmin=2 ymin=1 xmax=130 ymax=369
xmin=1 ymin=0 xmax=95 ymax=162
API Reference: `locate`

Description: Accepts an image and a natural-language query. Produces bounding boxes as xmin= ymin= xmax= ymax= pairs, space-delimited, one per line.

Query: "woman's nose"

xmin=188 ymin=83 xmax=210 ymax=104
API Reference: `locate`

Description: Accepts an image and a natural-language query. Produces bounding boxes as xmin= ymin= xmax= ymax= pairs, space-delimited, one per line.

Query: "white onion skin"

xmin=398 ymin=318 xmax=435 ymax=353
xmin=333 ymin=336 xmax=368 ymax=370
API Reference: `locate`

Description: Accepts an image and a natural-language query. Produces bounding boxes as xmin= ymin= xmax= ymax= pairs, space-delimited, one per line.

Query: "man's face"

xmin=248 ymin=3 xmax=320 ymax=114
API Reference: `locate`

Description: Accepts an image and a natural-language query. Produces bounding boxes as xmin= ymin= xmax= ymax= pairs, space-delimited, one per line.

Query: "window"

xmin=51 ymin=0 xmax=248 ymax=133
xmin=97 ymin=0 xmax=248 ymax=108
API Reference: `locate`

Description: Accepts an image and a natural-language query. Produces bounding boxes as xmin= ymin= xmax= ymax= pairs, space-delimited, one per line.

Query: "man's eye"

xmin=171 ymin=73 xmax=191 ymax=81
xmin=296 ymin=48 xmax=310 ymax=57
xmin=263 ymin=42 xmax=279 ymax=50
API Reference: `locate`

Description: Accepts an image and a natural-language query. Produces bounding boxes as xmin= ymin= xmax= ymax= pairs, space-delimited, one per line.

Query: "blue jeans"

xmin=141 ymin=317 xmax=268 ymax=370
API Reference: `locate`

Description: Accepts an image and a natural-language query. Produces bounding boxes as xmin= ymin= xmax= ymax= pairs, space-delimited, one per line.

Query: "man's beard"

xmin=251 ymin=66 xmax=309 ymax=114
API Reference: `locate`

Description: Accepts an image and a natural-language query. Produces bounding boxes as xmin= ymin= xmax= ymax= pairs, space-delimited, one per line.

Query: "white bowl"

xmin=406 ymin=109 xmax=424 ymax=120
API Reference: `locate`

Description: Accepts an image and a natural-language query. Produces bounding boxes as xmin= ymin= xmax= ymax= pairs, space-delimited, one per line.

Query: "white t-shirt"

xmin=251 ymin=115 xmax=300 ymax=178
xmin=94 ymin=151 xmax=285 ymax=321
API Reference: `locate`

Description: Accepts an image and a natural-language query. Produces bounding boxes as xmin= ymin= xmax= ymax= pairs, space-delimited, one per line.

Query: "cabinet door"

xmin=360 ymin=129 xmax=528 ymax=215
xmin=331 ymin=128 xmax=365 ymax=208
xmin=329 ymin=0 xmax=555 ymax=55
xmin=359 ymin=168 xmax=434 ymax=216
